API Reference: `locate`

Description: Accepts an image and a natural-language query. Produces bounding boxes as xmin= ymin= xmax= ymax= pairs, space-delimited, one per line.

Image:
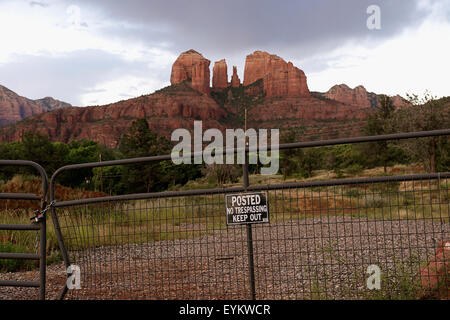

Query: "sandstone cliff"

xmin=0 ymin=85 xmax=71 ymax=127
xmin=391 ymin=95 xmax=411 ymax=108
xmin=243 ymin=51 xmax=310 ymax=98
xmin=2 ymin=49 xmax=414 ymax=147
xmin=323 ymin=84 xmax=410 ymax=109
xmin=212 ymin=59 xmax=228 ymax=89
xmin=34 ymin=96 xmax=72 ymax=111
xmin=230 ymin=66 xmax=240 ymax=88
xmin=0 ymin=82 xmax=225 ymax=148
xmin=170 ymin=49 xmax=211 ymax=95
xmin=324 ymin=84 xmax=373 ymax=108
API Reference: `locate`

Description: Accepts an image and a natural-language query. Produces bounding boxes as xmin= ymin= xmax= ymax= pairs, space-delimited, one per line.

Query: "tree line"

xmin=280 ymin=93 xmax=449 ymax=179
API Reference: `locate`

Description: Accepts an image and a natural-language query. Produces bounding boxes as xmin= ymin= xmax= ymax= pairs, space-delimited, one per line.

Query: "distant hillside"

xmin=0 ymin=85 xmax=71 ymax=127
xmin=33 ymin=96 xmax=72 ymax=111
xmin=314 ymin=84 xmax=410 ymax=109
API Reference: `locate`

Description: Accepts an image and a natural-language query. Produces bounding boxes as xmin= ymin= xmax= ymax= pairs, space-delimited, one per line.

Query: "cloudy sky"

xmin=0 ymin=0 xmax=449 ymax=106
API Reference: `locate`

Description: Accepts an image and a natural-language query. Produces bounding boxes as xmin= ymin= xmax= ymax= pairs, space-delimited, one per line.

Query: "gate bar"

xmin=0 ymin=280 xmax=40 ymax=287
xmin=0 ymin=160 xmax=48 ymax=300
xmin=51 ymin=172 xmax=450 ymax=208
xmin=0 ymin=224 xmax=41 ymax=230
xmin=0 ymin=193 xmax=40 ymax=200
xmin=0 ymin=252 xmax=40 ymax=260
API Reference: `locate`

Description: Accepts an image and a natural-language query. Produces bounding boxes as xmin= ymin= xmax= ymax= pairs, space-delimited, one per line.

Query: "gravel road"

xmin=1 ymin=217 xmax=448 ymax=300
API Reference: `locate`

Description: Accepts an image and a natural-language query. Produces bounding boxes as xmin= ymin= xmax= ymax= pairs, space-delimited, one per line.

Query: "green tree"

xmin=280 ymin=127 xmax=303 ymax=179
xmin=362 ymin=95 xmax=398 ymax=172
xmin=393 ymin=92 xmax=450 ymax=172
xmin=21 ymin=131 xmax=54 ymax=169
xmin=57 ymin=139 xmax=114 ymax=188
xmin=299 ymin=148 xmax=323 ymax=178
xmin=119 ymin=119 xmax=173 ymax=192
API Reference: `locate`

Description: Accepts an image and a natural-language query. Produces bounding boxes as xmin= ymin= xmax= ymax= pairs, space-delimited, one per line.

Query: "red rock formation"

xmin=231 ymin=66 xmax=240 ymax=88
xmin=0 ymin=82 xmax=226 ymax=148
xmin=323 ymin=85 xmax=411 ymax=109
xmin=247 ymin=96 xmax=368 ymax=123
xmin=2 ymin=49 xmax=413 ymax=147
xmin=325 ymin=84 xmax=372 ymax=108
xmin=170 ymin=49 xmax=211 ymax=95
xmin=391 ymin=94 xmax=411 ymax=109
xmin=243 ymin=51 xmax=310 ymax=98
xmin=34 ymin=96 xmax=71 ymax=111
xmin=418 ymin=241 xmax=450 ymax=299
xmin=212 ymin=59 xmax=228 ymax=89
xmin=0 ymin=85 xmax=71 ymax=126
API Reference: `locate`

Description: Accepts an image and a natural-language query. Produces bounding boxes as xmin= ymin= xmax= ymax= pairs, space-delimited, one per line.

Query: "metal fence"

xmin=46 ymin=129 xmax=449 ymax=300
xmin=0 ymin=160 xmax=48 ymax=300
xmin=0 ymin=130 xmax=448 ymax=300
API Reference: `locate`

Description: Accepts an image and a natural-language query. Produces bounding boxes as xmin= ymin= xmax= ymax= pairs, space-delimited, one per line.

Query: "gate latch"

xmin=30 ymin=200 xmax=56 ymax=223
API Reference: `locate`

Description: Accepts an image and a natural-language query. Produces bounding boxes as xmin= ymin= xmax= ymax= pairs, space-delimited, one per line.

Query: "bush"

xmin=365 ymin=195 xmax=385 ymax=208
xmin=334 ymin=168 xmax=344 ymax=179
xmin=344 ymin=188 xmax=362 ymax=198
xmin=345 ymin=164 xmax=364 ymax=175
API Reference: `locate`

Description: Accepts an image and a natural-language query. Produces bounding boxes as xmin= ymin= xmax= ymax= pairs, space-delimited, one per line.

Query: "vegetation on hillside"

xmin=278 ymin=94 xmax=449 ymax=179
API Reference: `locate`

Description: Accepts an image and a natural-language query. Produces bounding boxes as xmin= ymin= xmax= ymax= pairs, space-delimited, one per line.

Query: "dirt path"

xmin=1 ymin=217 xmax=448 ymax=300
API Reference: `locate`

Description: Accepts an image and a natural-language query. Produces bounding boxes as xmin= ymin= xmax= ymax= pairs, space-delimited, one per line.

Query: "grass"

xmin=0 ymin=242 xmax=38 ymax=272
xmin=309 ymin=243 xmax=439 ymax=300
xmin=361 ymin=254 xmax=430 ymax=300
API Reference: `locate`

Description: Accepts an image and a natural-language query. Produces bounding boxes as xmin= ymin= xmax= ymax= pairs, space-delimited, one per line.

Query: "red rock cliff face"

xmin=243 ymin=51 xmax=310 ymax=98
xmin=212 ymin=59 xmax=228 ymax=89
xmin=231 ymin=66 xmax=240 ymax=88
xmin=2 ymin=49 xmax=411 ymax=147
xmin=324 ymin=84 xmax=410 ymax=109
xmin=325 ymin=84 xmax=372 ymax=108
xmin=391 ymin=95 xmax=411 ymax=108
xmin=0 ymin=85 xmax=71 ymax=126
xmin=0 ymin=83 xmax=226 ymax=148
xmin=170 ymin=50 xmax=211 ymax=95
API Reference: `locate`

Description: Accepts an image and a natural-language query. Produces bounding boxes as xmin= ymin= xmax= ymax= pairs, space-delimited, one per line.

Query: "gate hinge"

xmin=30 ymin=200 xmax=56 ymax=223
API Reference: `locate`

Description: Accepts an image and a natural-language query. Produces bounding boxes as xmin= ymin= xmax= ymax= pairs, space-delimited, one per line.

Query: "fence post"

xmin=39 ymin=203 xmax=46 ymax=300
xmin=243 ymin=127 xmax=256 ymax=300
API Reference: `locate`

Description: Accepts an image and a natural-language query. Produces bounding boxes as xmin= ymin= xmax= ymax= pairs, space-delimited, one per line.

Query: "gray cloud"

xmin=0 ymin=50 xmax=166 ymax=105
xmin=1 ymin=0 xmax=447 ymax=105
xmin=75 ymin=0 xmax=435 ymax=58
xmin=65 ymin=0 xmax=442 ymax=83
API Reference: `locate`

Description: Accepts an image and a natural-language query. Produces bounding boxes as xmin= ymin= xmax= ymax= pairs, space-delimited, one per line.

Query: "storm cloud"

xmin=75 ymin=0 xmax=434 ymax=57
xmin=0 ymin=0 xmax=448 ymax=105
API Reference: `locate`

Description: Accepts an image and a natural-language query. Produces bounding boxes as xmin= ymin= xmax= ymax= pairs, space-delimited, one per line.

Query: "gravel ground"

xmin=1 ymin=217 xmax=448 ymax=300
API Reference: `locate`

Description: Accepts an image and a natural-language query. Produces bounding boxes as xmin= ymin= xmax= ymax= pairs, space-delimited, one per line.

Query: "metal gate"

xmin=47 ymin=129 xmax=449 ymax=300
xmin=0 ymin=160 xmax=48 ymax=300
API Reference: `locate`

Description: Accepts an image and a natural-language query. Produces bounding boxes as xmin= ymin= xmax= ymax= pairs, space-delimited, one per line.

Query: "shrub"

xmin=345 ymin=164 xmax=364 ymax=175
